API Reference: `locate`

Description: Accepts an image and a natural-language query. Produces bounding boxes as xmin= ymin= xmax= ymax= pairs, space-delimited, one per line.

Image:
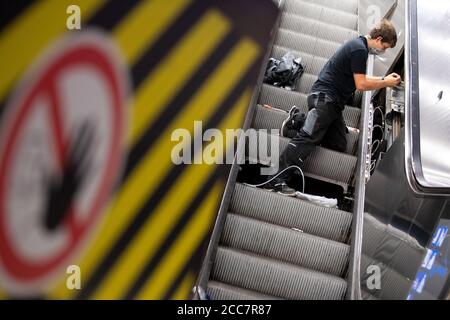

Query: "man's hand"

xmin=354 ymin=73 xmax=402 ymax=91
xmin=384 ymin=73 xmax=402 ymax=87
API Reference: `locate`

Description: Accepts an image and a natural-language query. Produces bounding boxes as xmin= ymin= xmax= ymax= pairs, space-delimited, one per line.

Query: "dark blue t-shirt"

xmin=311 ymin=36 xmax=368 ymax=107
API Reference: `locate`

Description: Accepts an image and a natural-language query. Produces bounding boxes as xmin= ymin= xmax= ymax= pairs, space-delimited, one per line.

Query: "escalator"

xmin=196 ymin=0 xmax=368 ymax=300
xmin=193 ymin=0 xmax=450 ymax=301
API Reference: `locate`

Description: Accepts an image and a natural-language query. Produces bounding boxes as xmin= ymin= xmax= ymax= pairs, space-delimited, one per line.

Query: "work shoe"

xmin=257 ymin=181 xmax=295 ymax=196
xmin=273 ymin=182 xmax=296 ymax=196
xmin=262 ymin=184 xmax=275 ymax=192
xmin=281 ymin=106 xmax=305 ymax=138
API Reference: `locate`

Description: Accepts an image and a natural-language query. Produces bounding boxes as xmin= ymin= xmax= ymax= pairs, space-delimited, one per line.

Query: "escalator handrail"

xmin=346 ymin=54 xmax=375 ymax=300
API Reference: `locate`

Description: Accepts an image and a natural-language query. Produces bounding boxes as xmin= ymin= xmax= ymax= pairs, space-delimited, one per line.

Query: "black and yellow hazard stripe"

xmin=82 ymin=80 xmax=255 ymax=299
xmin=122 ymin=167 xmax=223 ymax=300
xmin=170 ymin=271 xmax=196 ymax=300
xmin=0 ymin=0 xmax=275 ymax=300
xmin=0 ymin=1 xmax=33 ymax=32
xmin=163 ymin=229 xmax=213 ymax=300
xmin=0 ymin=0 xmax=106 ymax=101
xmin=0 ymin=0 xmax=106 ymax=122
xmin=130 ymin=91 xmax=250 ymax=299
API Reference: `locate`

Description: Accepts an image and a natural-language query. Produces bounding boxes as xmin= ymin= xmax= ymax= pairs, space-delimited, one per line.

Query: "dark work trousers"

xmin=272 ymin=92 xmax=347 ymax=186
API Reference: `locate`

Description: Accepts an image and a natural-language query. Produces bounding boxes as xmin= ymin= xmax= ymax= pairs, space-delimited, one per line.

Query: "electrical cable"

xmin=370 ymin=160 xmax=377 ymax=172
xmin=245 ymin=165 xmax=305 ymax=194
xmin=372 ymin=124 xmax=385 ymax=138
xmin=373 ymin=106 xmax=385 ymax=126
xmin=371 ymin=139 xmax=381 ymax=155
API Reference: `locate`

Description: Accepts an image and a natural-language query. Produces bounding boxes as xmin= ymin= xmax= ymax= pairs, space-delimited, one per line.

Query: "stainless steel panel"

xmin=405 ymin=0 xmax=450 ymax=193
xmin=361 ymin=132 xmax=448 ymax=299
xmin=416 ymin=0 xmax=450 ymax=188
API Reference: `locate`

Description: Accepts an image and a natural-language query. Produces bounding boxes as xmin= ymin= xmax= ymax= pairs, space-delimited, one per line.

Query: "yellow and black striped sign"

xmin=0 ymin=0 xmax=277 ymax=299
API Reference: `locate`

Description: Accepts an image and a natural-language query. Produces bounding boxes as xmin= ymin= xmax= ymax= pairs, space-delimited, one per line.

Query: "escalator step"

xmin=283 ymin=0 xmax=358 ymax=30
xmin=207 ymin=281 xmax=283 ymax=300
xmin=258 ymin=84 xmax=361 ymax=127
xmin=211 ymin=247 xmax=347 ymax=300
xmin=275 ymin=28 xmax=340 ymax=60
xmin=294 ymin=73 xmax=318 ymax=95
xmin=222 ymin=213 xmax=350 ymax=277
xmin=230 ymin=183 xmax=352 ymax=243
xmin=252 ymin=105 xmax=360 ymax=155
xmin=245 ymin=131 xmax=357 ymax=189
xmin=299 ymin=0 xmax=358 ymax=15
xmin=280 ymin=12 xmax=358 ymax=44
xmin=259 ymin=83 xmax=308 ymax=112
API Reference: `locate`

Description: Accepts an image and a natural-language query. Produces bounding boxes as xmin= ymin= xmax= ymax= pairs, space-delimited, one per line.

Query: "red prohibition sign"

xmin=0 ymin=37 xmax=126 ymax=282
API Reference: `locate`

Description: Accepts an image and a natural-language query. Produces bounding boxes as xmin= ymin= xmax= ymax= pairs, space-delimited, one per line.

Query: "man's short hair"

xmin=369 ymin=18 xmax=397 ymax=48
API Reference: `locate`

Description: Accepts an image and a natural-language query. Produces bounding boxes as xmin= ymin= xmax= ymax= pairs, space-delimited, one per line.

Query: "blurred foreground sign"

xmin=0 ymin=32 xmax=128 ymax=295
xmin=0 ymin=0 xmax=278 ymax=299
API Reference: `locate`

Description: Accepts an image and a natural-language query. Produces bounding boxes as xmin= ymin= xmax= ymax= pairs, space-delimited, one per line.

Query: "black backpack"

xmin=263 ymin=52 xmax=304 ymax=90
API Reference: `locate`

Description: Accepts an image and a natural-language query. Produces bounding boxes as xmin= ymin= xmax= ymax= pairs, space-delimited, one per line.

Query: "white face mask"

xmin=369 ymin=47 xmax=386 ymax=55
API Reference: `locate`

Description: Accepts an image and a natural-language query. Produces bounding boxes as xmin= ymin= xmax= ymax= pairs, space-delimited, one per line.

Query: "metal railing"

xmin=348 ymin=0 xmax=403 ymax=299
xmin=346 ymin=54 xmax=375 ymax=300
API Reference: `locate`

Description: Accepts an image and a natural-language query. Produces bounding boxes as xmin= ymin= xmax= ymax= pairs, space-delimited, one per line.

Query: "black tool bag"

xmin=263 ymin=52 xmax=304 ymax=90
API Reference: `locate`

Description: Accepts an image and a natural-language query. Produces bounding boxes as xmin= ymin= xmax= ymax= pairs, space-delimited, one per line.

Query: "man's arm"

xmin=366 ymin=76 xmax=383 ymax=81
xmin=354 ymin=73 xmax=401 ymax=91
